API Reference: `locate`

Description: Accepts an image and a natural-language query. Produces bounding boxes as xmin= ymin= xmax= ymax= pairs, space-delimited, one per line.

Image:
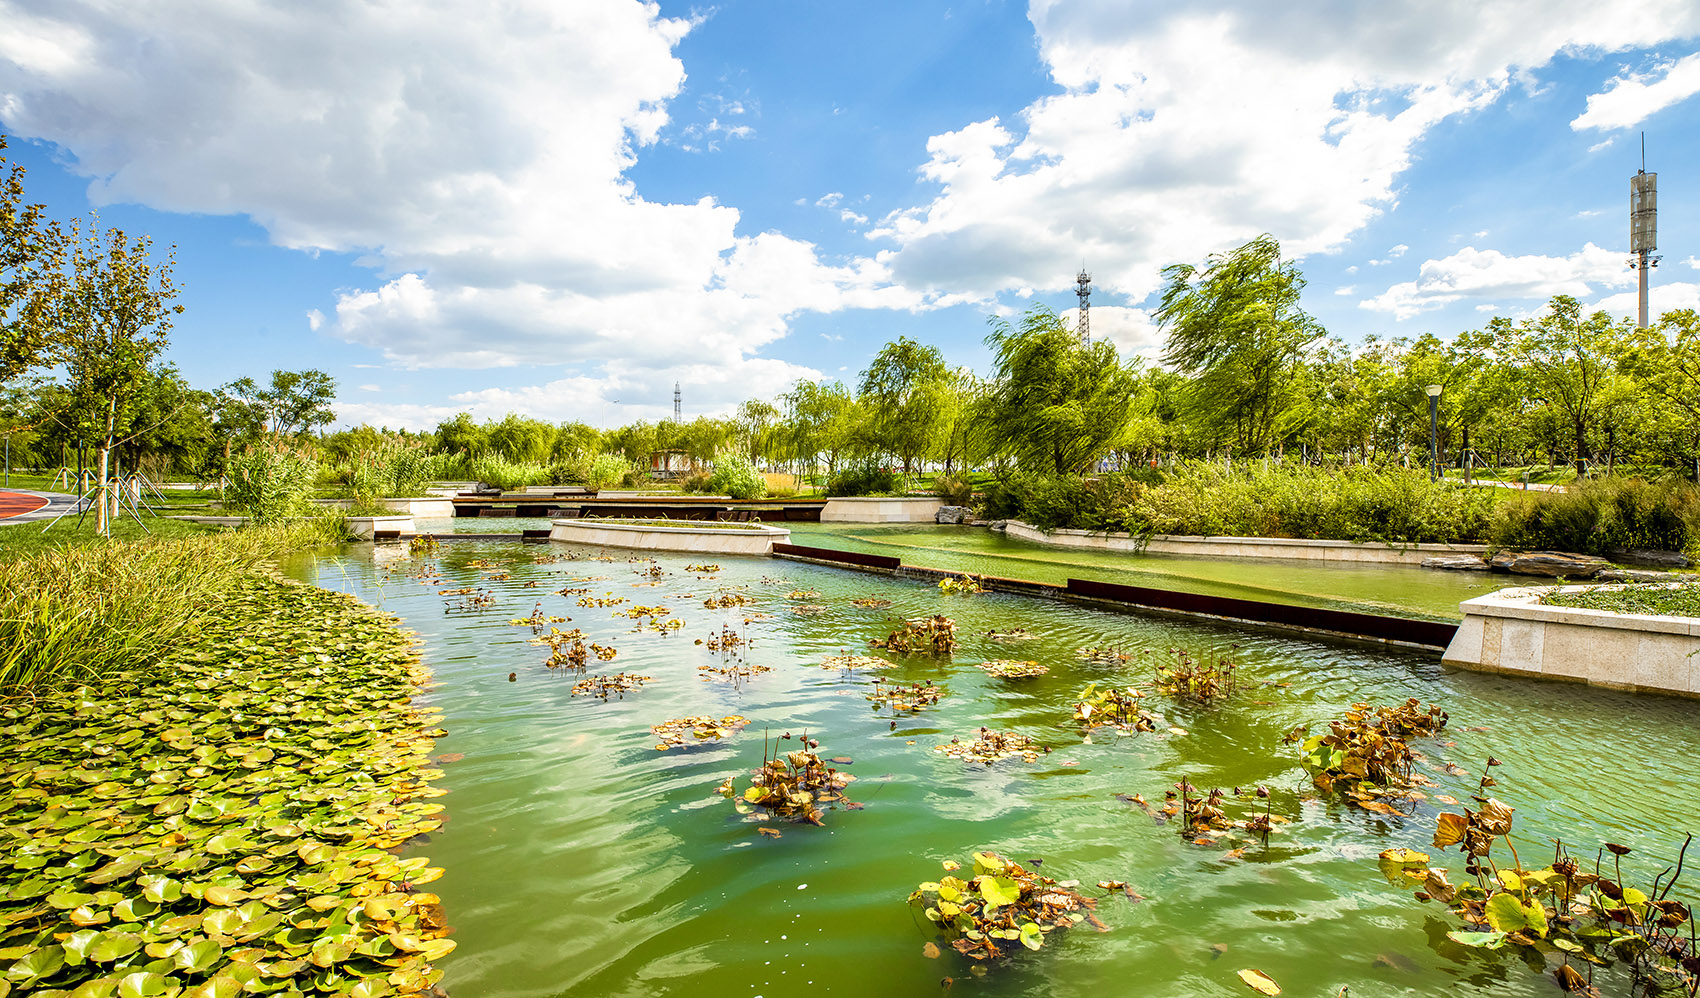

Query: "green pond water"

xmin=419 ymin=518 xmax=1515 ymax=621
xmin=290 ymin=531 xmax=1700 ymax=998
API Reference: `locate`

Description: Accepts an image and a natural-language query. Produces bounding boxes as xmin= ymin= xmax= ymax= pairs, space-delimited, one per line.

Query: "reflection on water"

xmin=288 ymin=536 xmax=1699 ymax=998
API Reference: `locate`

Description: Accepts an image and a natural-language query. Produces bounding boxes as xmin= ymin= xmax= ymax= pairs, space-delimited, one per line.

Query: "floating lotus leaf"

xmin=977 ymin=660 xmax=1047 ymax=679
xmin=652 ymin=716 xmax=750 ymax=750
xmin=935 ymin=729 xmax=1046 ymax=766
xmin=0 ymin=578 xmax=453 ymax=995
xmin=866 ymin=679 xmax=947 ymax=712
xmin=820 ymin=654 xmax=894 ymax=672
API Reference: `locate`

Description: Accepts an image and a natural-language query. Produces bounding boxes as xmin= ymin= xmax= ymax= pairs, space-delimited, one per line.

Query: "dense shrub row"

xmin=980 ymin=464 xmax=1700 ymax=555
xmin=1490 ymin=477 xmax=1700 ymax=555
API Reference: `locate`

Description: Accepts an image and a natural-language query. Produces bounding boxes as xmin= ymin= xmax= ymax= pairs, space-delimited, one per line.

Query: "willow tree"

xmin=1155 ymin=234 xmax=1321 ymax=454
xmin=46 ymin=219 xmax=183 ymax=533
xmin=980 ymin=304 xmax=1136 ymax=474
xmin=857 ymin=336 xmax=949 ymax=474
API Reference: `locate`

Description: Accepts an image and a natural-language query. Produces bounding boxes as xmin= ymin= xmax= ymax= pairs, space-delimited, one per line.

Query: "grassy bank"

xmin=0 ymin=575 xmax=453 ymax=995
xmin=0 ymin=520 xmax=349 ymax=697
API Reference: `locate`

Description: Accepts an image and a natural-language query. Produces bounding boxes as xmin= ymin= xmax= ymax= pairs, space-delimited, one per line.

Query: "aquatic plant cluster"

xmin=869 ymin=616 xmax=957 ymax=654
xmin=0 ymin=578 xmax=453 ymax=996
xmin=908 ymin=851 xmax=1103 ymax=960
xmin=715 ymin=736 xmax=857 ymax=826
xmin=1387 ymin=763 xmax=1699 ymax=996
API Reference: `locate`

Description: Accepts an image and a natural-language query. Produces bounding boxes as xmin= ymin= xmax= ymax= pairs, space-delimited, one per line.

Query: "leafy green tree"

xmin=932 ymin=369 xmax=982 ymax=476
xmin=857 ymin=336 xmax=949 ymax=474
xmin=222 ymin=370 xmax=336 ymax=439
xmin=1155 ymin=234 xmax=1323 ymax=453
xmin=981 ymin=304 xmax=1137 ymax=474
xmin=46 ymin=218 xmax=182 ymax=532
xmin=1623 ymin=309 xmax=1700 ymax=476
xmin=1493 ymin=295 xmax=1635 ymax=478
xmin=118 ymin=365 xmax=215 ymax=476
xmin=774 ymin=379 xmax=854 ymax=479
xmin=675 ymin=416 xmax=733 ymax=467
xmin=1 ymin=135 xmax=61 ymax=384
xmin=603 ymin=421 xmax=658 ymax=464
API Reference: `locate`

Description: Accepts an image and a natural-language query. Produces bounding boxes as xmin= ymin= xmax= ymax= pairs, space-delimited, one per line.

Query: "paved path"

xmin=1469 ymin=479 xmax=1566 ymax=492
xmin=0 ymin=489 xmax=82 ymax=524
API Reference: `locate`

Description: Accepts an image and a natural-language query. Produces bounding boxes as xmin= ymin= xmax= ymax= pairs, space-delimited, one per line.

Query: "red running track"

xmin=0 ymin=491 xmax=49 ymax=519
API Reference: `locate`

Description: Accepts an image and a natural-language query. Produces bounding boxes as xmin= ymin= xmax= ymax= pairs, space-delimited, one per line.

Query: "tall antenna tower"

xmin=1075 ymin=266 xmax=1091 ymax=346
xmin=673 ymin=381 xmax=682 ymax=422
xmin=1630 ymin=132 xmax=1660 ymax=329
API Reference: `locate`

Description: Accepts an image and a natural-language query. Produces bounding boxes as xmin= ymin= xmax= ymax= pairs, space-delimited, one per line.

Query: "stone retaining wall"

xmin=820 ymin=496 xmax=945 ymax=523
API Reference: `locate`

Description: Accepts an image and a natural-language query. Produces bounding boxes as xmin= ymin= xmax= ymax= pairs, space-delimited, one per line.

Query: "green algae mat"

xmin=0 ymin=578 xmax=451 ymax=997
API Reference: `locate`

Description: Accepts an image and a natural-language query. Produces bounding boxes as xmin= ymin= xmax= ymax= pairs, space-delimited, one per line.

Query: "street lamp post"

xmin=1426 ymin=384 xmax=1442 ymax=482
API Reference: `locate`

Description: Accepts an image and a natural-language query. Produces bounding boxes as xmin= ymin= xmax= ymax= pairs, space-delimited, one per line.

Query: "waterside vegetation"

xmin=0 ymin=575 xmax=452 ymax=996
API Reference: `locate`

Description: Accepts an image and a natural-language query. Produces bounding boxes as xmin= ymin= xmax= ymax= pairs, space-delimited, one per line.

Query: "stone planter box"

xmin=347 ymin=514 xmax=415 ymax=539
xmin=820 ymin=496 xmax=944 ymax=523
xmin=1001 ymin=520 xmax=1487 ymax=565
xmin=549 ymin=518 xmax=789 ymax=555
xmin=1443 ymin=584 xmax=1700 ymax=698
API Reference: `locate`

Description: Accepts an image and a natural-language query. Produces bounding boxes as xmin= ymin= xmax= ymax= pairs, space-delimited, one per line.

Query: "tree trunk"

xmin=96 ymin=397 xmax=116 ymax=535
xmin=1574 ymin=420 xmax=1587 ymax=480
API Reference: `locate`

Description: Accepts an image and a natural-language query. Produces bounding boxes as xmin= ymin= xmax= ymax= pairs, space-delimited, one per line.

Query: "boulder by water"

xmin=935 ymin=505 xmax=971 ymax=524
xmin=1421 ymin=555 xmax=1489 ymax=571
xmin=1607 ymin=547 xmax=1692 ymax=569
xmin=1598 ymin=568 xmax=1700 ymax=583
xmin=1489 ymin=550 xmax=1610 ymax=578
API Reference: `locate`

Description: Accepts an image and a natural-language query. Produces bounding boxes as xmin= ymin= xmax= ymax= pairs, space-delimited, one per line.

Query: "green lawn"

xmin=0 ymin=473 xmax=227 ymax=556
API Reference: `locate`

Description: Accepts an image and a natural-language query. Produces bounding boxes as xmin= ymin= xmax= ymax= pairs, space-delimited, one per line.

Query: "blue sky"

xmin=2 ymin=0 xmax=1698 ymax=428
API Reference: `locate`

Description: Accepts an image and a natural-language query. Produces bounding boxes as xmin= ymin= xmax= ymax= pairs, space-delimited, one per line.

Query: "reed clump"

xmin=0 ymin=519 xmax=346 ymax=697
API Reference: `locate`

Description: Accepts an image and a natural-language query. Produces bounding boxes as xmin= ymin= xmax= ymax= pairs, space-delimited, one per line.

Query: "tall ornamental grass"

xmin=224 ymin=444 xmax=318 ymax=523
xmin=463 ymin=452 xmax=549 ymax=491
xmin=1491 ymin=477 xmax=1700 ymax=556
xmin=0 ymin=520 xmax=346 ymax=697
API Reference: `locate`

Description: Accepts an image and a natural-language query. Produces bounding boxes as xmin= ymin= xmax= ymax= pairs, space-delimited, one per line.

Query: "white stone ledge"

xmin=1443 ymin=583 xmax=1700 ymax=698
xmin=1002 ymin=520 xmax=1487 ymax=564
xmin=548 ymin=518 xmax=789 ymax=555
xmin=820 ymin=496 xmax=944 ymax=523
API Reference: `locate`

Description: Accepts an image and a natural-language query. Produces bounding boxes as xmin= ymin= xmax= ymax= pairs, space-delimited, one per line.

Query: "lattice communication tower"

xmin=673 ymin=382 xmax=682 ymax=421
xmin=1075 ymin=266 xmax=1091 ymax=346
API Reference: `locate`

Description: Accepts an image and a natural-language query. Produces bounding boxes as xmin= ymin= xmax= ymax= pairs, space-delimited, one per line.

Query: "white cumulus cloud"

xmin=868 ymin=0 xmax=1700 ymax=306
xmin=0 ymin=0 xmax=918 ymax=387
xmin=1359 ymin=243 xmax=1632 ymax=319
xmin=1572 ymin=52 xmax=1700 ymax=131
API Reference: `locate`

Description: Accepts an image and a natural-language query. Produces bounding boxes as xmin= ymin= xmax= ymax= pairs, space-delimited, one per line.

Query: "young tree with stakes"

xmin=46 ymin=218 xmax=183 ymax=534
